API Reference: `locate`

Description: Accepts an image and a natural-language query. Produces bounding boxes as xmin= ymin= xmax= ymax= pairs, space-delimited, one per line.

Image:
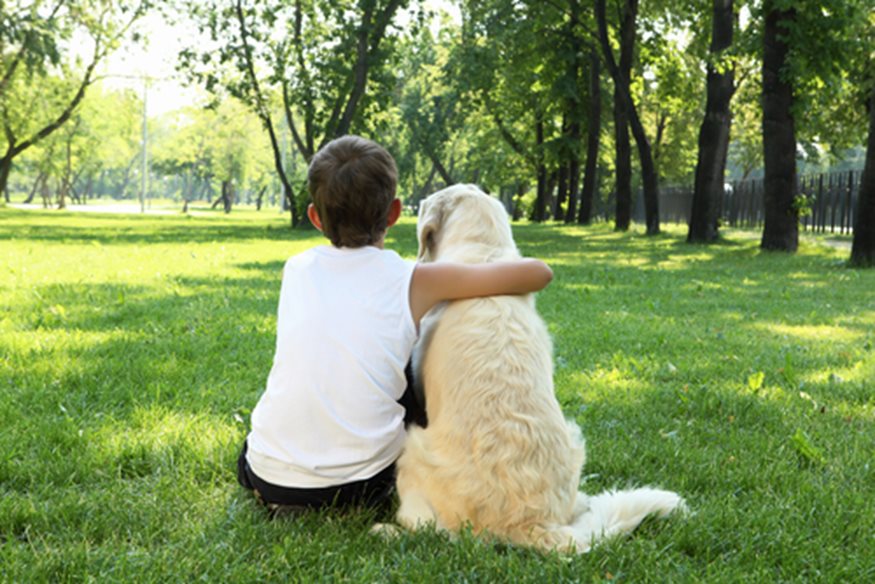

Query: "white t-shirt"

xmin=246 ymin=245 xmax=418 ymax=488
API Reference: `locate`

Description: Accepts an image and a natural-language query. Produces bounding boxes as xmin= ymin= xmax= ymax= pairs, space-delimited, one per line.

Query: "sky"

xmin=101 ymin=1 xmax=462 ymax=119
xmin=101 ymin=12 xmax=203 ymax=118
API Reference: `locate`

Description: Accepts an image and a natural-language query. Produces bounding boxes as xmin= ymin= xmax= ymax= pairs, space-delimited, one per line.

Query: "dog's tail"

xmin=569 ymin=488 xmax=686 ymax=552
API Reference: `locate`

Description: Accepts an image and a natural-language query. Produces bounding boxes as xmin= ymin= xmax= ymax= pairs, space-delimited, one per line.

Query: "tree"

xmin=0 ymin=0 xmax=148 ymax=198
xmin=397 ymin=21 xmax=462 ymax=189
xmin=576 ymin=46 xmax=601 ymax=225
xmin=595 ymin=0 xmax=634 ymax=231
xmin=458 ymin=0 xmax=562 ymax=222
xmin=180 ymin=0 xmax=408 ymax=226
xmin=850 ymin=20 xmax=875 ymax=267
xmin=851 ymin=82 xmax=875 ymax=267
xmin=759 ymin=2 xmax=798 ymax=251
xmin=688 ymin=0 xmax=735 ymax=243
xmin=595 ymin=0 xmax=660 ymax=235
xmin=12 ymin=82 xmax=141 ymax=206
xmin=150 ymin=100 xmax=274 ymax=212
xmin=756 ymin=0 xmax=870 ymax=252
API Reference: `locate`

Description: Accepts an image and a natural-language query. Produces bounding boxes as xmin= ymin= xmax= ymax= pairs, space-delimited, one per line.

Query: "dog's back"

xmin=415 ymin=292 xmax=585 ymax=536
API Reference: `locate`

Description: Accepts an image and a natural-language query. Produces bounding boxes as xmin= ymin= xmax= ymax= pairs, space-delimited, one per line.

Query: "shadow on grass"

xmin=3 ymin=221 xmax=871 ymax=461
xmin=0 ymin=208 xmax=316 ymax=245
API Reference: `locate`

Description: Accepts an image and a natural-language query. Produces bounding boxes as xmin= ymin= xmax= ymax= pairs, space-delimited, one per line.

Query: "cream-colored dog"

xmin=391 ymin=184 xmax=685 ymax=553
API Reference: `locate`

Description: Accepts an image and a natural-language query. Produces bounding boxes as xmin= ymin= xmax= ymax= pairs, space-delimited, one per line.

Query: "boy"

xmin=237 ymin=135 xmax=552 ymax=515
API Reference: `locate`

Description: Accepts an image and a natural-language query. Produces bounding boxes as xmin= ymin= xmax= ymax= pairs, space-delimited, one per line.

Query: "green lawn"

xmin=1 ymin=208 xmax=873 ymax=582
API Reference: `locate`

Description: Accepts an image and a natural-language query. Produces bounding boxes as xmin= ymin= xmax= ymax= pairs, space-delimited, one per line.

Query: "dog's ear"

xmin=417 ymin=196 xmax=444 ymax=260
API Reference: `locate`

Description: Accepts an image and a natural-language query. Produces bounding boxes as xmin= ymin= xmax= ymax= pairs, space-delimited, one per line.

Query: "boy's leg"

xmin=237 ymin=439 xmax=395 ymax=517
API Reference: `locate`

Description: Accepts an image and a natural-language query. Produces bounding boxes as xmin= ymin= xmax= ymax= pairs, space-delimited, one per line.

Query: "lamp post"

xmin=140 ymin=76 xmax=148 ymax=213
xmin=101 ymin=73 xmax=166 ymax=213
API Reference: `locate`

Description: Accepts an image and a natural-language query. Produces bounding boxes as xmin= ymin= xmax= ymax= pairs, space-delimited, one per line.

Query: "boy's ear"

xmin=307 ymin=204 xmax=323 ymax=232
xmin=417 ymin=196 xmax=443 ymax=260
xmin=386 ymin=198 xmax=402 ymax=228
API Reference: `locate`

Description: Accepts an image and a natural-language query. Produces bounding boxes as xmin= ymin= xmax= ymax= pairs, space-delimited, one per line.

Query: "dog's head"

xmin=417 ymin=184 xmax=517 ymax=263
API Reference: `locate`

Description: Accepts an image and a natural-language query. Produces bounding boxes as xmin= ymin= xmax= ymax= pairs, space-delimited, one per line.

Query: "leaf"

xmin=747 ymin=371 xmax=765 ymax=392
xmin=791 ymin=429 xmax=825 ymax=466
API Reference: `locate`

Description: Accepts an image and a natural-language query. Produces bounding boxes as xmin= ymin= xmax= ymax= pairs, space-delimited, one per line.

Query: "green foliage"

xmin=638 ymin=32 xmax=703 ymax=183
xmin=18 ymin=84 xmax=142 ymax=192
xmin=746 ymin=0 xmax=873 ymax=157
xmin=0 ymin=0 xmax=150 ymax=199
xmin=179 ymin=0 xmax=408 ymax=158
xmin=150 ymin=99 xmax=276 ymax=207
xmin=1 ymin=209 xmax=874 ymax=580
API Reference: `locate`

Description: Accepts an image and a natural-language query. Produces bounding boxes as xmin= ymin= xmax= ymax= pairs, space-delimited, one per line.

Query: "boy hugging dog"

xmin=237 ymin=135 xmax=552 ymax=514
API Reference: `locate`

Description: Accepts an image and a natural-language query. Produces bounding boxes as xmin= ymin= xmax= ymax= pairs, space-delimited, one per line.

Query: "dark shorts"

xmin=237 ymin=364 xmax=427 ymax=516
xmin=236 ymin=441 xmax=396 ymax=516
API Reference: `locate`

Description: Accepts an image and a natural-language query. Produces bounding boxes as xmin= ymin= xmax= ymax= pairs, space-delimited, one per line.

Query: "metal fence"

xmin=645 ymin=170 xmax=862 ymax=232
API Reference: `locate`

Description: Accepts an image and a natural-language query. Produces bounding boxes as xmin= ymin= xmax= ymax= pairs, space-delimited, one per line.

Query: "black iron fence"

xmin=645 ymin=170 xmax=862 ymax=232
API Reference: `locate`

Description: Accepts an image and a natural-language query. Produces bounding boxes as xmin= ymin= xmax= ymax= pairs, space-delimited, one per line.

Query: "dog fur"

xmin=391 ymin=184 xmax=685 ymax=553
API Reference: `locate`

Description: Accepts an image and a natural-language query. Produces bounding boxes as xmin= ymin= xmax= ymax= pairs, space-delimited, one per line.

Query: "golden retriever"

xmin=391 ymin=184 xmax=685 ymax=553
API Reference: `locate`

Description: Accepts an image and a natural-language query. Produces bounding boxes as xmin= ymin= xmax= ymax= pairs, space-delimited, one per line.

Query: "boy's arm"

xmin=410 ymin=259 xmax=553 ymax=325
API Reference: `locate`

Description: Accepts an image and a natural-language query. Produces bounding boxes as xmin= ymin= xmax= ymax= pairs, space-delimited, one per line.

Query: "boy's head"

xmin=307 ymin=135 xmax=398 ymax=248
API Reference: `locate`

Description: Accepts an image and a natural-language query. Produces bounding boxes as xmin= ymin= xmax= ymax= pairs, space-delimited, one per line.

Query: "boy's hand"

xmin=410 ymin=259 xmax=552 ymax=325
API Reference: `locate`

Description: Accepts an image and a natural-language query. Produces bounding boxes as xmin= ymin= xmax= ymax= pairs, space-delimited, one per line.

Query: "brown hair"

xmin=307 ymin=135 xmax=398 ymax=248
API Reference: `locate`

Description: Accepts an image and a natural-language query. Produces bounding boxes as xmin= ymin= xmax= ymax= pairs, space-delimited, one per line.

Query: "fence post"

xmin=731 ymin=180 xmax=739 ymax=227
xmin=845 ymin=170 xmax=854 ymax=234
xmin=822 ymin=174 xmax=830 ymax=233
xmin=801 ymin=176 xmax=809 ymax=231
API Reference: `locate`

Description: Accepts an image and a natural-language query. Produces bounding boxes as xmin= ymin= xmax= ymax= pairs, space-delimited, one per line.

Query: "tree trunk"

xmin=688 ymin=0 xmax=735 ymax=244
xmin=760 ymin=4 xmax=799 ymax=252
xmin=578 ymin=47 xmax=601 ymax=225
xmin=221 ymin=180 xmax=234 ymax=214
xmin=24 ymin=171 xmax=44 ymax=204
xmin=321 ymin=0 xmax=403 ymax=144
xmin=597 ymin=0 xmax=634 ymax=231
xmin=235 ymin=0 xmax=298 ymax=226
xmin=546 ymin=169 xmax=558 ymax=220
xmin=0 ymin=151 xmax=12 ymax=200
xmin=427 ymin=148 xmax=454 ymax=186
xmin=850 ymin=86 xmax=875 ymax=267
xmin=532 ymin=116 xmax=548 ymax=222
xmin=255 ymin=185 xmax=267 ymax=211
xmin=596 ymin=0 xmax=660 ymax=235
xmin=58 ymin=133 xmax=74 ymax=210
xmin=83 ymin=175 xmax=93 ymax=202
xmin=513 ymin=182 xmax=526 ymax=221
xmin=40 ymin=176 xmax=51 ymax=208
xmin=565 ymin=157 xmax=581 ymax=224
xmin=562 ymin=0 xmax=583 ymax=224
xmin=613 ymin=88 xmax=632 ymax=231
xmin=555 ymin=157 xmax=569 ymax=221
xmin=634 ymin=114 xmax=661 ymax=235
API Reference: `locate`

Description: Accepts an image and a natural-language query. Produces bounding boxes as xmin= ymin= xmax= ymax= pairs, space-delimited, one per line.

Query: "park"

xmin=2 ymin=1 xmax=875 ymax=581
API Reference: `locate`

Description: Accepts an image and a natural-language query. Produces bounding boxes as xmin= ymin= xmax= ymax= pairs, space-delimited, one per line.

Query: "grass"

xmin=1 ymin=207 xmax=873 ymax=582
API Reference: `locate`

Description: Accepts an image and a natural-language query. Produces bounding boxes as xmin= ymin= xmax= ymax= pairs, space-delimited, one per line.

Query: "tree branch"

xmin=234 ymin=0 xmax=297 ymax=222
xmin=0 ymin=0 xmax=68 ymax=97
xmin=282 ymin=80 xmax=311 ymax=161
